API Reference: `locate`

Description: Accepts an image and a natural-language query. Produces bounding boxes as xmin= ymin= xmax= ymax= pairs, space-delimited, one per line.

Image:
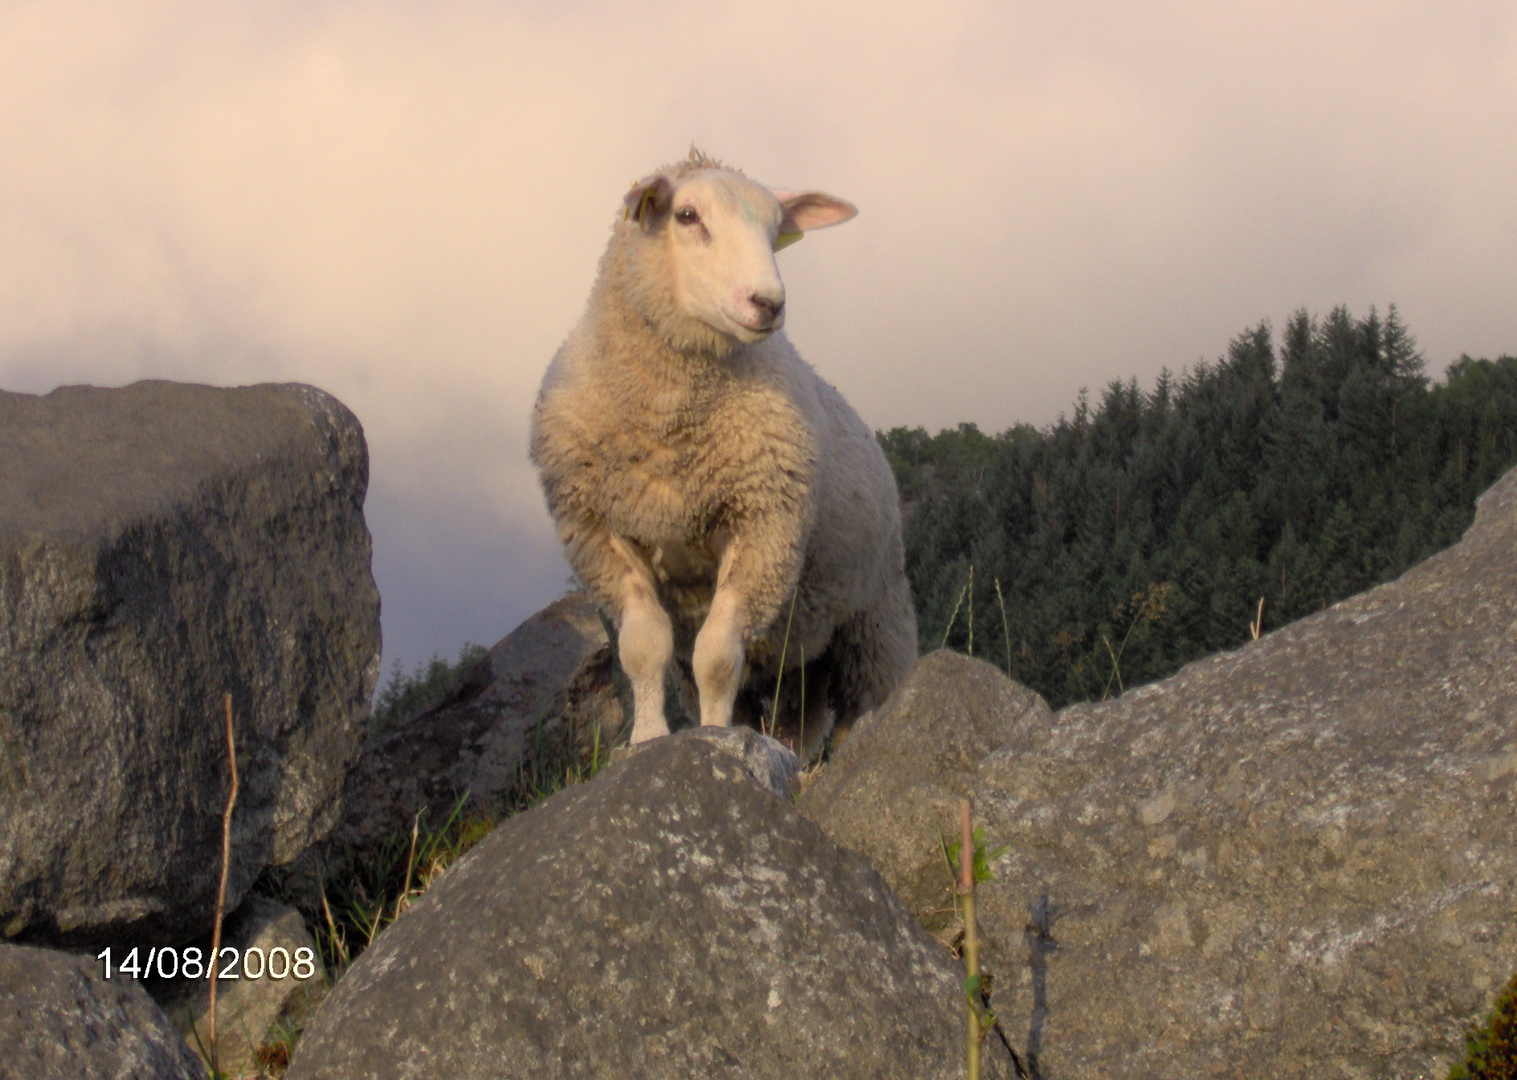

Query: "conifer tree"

xmin=880 ymin=307 xmax=1517 ymax=707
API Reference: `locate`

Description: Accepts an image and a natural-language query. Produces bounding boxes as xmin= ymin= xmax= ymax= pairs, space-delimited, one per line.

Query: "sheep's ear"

xmin=623 ymin=175 xmax=673 ymax=227
xmin=769 ymin=188 xmax=858 ymax=248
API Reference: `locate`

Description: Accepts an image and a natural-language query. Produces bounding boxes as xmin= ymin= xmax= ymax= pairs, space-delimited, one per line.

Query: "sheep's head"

xmin=620 ymin=163 xmax=856 ymax=349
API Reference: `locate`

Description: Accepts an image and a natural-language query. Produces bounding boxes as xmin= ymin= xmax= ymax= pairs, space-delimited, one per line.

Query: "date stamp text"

xmin=96 ymin=945 xmax=317 ymax=982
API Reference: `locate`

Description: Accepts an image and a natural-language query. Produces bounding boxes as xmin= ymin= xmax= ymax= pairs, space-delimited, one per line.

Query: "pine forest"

xmin=882 ymin=305 xmax=1517 ymax=708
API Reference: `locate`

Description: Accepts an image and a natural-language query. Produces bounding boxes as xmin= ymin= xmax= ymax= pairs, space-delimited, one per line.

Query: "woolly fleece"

xmin=529 ymin=150 xmax=916 ymax=755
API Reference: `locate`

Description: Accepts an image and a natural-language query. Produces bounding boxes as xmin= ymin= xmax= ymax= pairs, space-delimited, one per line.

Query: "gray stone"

xmin=0 ymin=941 xmax=209 ymax=1080
xmin=288 ymin=736 xmax=1015 ymax=1080
xmin=0 ymin=380 xmax=380 ymax=947
xmin=336 ymin=591 xmax=624 ymax=846
xmin=148 ymin=895 xmax=325 ymax=1079
xmin=613 ymin=724 xmax=803 ymax=801
xmin=799 ymin=650 xmax=1052 ymax=941
xmin=809 ymin=466 xmax=1517 ymax=1078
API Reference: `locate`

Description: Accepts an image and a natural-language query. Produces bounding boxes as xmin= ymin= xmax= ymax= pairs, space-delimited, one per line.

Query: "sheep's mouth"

xmin=727 ymin=312 xmax=782 ymax=337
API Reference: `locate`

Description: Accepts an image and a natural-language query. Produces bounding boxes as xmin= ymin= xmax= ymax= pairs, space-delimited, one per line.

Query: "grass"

xmin=264 ymin=716 xmax=615 ymax=994
xmin=253 ymin=1012 xmax=301 ymax=1075
xmin=310 ymin=796 xmax=499 ymax=976
xmin=244 ymin=653 xmax=617 ymax=1074
xmin=1096 ymin=582 xmax=1170 ymax=701
xmin=1450 ymin=969 xmax=1517 ymax=1080
xmin=938 ymin=560 xmax=1175 ymax=704
xmin=184 ymin=982 xmax=322 ymax=1080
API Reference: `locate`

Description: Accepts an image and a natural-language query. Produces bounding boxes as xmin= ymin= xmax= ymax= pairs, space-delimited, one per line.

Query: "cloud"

xmin=3 ymin=0 xmax=1514 ymax=670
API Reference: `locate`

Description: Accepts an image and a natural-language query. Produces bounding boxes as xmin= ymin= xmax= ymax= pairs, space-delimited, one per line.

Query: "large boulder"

xmin=336 ymin=591 xmax=625 ymax=847
xmin=0 ymin=381 xmax=380 ymax=947
xmin=810 ymin=467 xmax=1517 ymax=1079
xmin=288 ymin=731 xmax=1015 ymax=1080
xmin=0 ymin=941 xmax=210 ymax=1080
xmin=799 ymin=649 xmax=1051 ymax=940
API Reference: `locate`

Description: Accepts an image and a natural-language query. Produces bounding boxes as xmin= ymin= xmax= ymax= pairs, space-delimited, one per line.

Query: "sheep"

xmin=529 ymin=148 xmax=917 ymax=760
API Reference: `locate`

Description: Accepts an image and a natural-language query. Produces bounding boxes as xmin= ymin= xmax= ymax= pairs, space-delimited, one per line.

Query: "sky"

xmin=3 ymin=0 xmax=1515 ymax=681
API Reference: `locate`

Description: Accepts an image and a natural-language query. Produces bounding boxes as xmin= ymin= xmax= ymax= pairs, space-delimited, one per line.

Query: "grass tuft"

xmin=1450 ymin=969 xmax=1517 ymax=1080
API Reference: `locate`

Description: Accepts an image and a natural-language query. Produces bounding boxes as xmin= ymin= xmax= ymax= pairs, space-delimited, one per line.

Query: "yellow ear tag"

xmin=775 ymin=229 xmax=804 ymax=251
xmin=638 ymin=188 xmax=659 ymax=223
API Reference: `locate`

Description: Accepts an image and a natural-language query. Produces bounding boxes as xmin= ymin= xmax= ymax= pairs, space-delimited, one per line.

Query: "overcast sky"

xmin=3 ymin=0 xmax=1515 ymax=679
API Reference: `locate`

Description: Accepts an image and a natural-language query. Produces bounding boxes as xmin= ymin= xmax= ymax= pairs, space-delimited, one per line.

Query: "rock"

xmin=799 ymin=650 xmax=1052 ymax=941
xmin=148 ymin=896 xmax=325 ymax=1079
xmin=0 ymin=941 xmax=209 ymax=1080
xmin=611 ymin=723 xmax=803 ymax=801
xmin=808 ymin=466 xmax=1517 ymax=1078
xmin=288 ymin=733 xmax=1016 ymax=1080
xmin=0 ymin=380 xmax=380 ymax=947
xmin=336 ymin=591 xmax=625 ymax=847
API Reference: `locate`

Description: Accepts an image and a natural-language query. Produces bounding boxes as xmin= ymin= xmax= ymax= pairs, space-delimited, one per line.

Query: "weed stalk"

xmin=958 ymin=798 xmax=981 ymax=1080
xmin=1100 ymin=634 xmax=1124 ymax=699
xmin=966 ymin=564 xmax=975 ymax=657
xmin=995 ymin=577 xmax=1011 ymax=675
xmin=941 ymin=568 xmax=970 ymax=650
xmin=207 ymin=692 xmax=239 ymax=1078
xmin=318 ymin=870 xmax=349 ymax=972
xmin=768 ymin=588 xmax=799 ymax=738
xmin=394 ymin=809 xmax=422 ymax=923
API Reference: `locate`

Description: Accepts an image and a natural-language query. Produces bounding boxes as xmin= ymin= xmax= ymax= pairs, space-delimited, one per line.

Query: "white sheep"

xmin=529 ymin=148 xmax=917 ymax=759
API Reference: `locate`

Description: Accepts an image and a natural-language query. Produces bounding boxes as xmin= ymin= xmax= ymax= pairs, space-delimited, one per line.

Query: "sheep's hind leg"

xmin=692 ymin=587 xmax=745 ymax=728
xmin=617 ymin=576 xmax=675 ymax=745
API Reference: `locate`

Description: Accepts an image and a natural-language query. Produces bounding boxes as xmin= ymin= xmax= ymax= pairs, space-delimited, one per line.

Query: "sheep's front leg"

xmin=692 ymin=546 xmax=748 ymax=728
xmin=608 ymin=538 xmax=674 ymax=744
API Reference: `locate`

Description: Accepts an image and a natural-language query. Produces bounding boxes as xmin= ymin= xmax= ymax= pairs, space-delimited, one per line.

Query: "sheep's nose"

xmin=750 ymin=294 xmax=785 ymax=321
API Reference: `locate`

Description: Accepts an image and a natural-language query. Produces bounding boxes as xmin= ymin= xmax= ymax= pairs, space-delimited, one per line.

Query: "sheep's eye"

xmin=675 ymin=206 xmax=700 ymax=225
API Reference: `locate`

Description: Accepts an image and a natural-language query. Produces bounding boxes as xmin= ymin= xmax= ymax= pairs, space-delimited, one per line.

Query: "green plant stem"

xmin=394 ymin=809 xmax=422 ymax=922
xmin=959 ymin=798 xmax=981 ymax=1080
xmin=769 ymin=588 xmax=798 ymax=737
xmin=995 ymin=578 xmax=1011 ymax=675
xmin=941 ymin=572 xmax=969 ymax=650
xmin=315 ymin=855 xmax=350 ymax=973
xmin=1100 ymin=633 xmax=1124 ymax=699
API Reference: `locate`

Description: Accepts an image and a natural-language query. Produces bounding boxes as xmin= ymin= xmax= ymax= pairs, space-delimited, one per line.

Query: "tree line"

xmin=881 ymin=305 xmax=1517 ymax=708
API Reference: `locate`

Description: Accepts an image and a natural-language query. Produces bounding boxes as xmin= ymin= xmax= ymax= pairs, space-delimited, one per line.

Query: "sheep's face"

xmin=623 ymin=167 xmax=856 ymax=348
